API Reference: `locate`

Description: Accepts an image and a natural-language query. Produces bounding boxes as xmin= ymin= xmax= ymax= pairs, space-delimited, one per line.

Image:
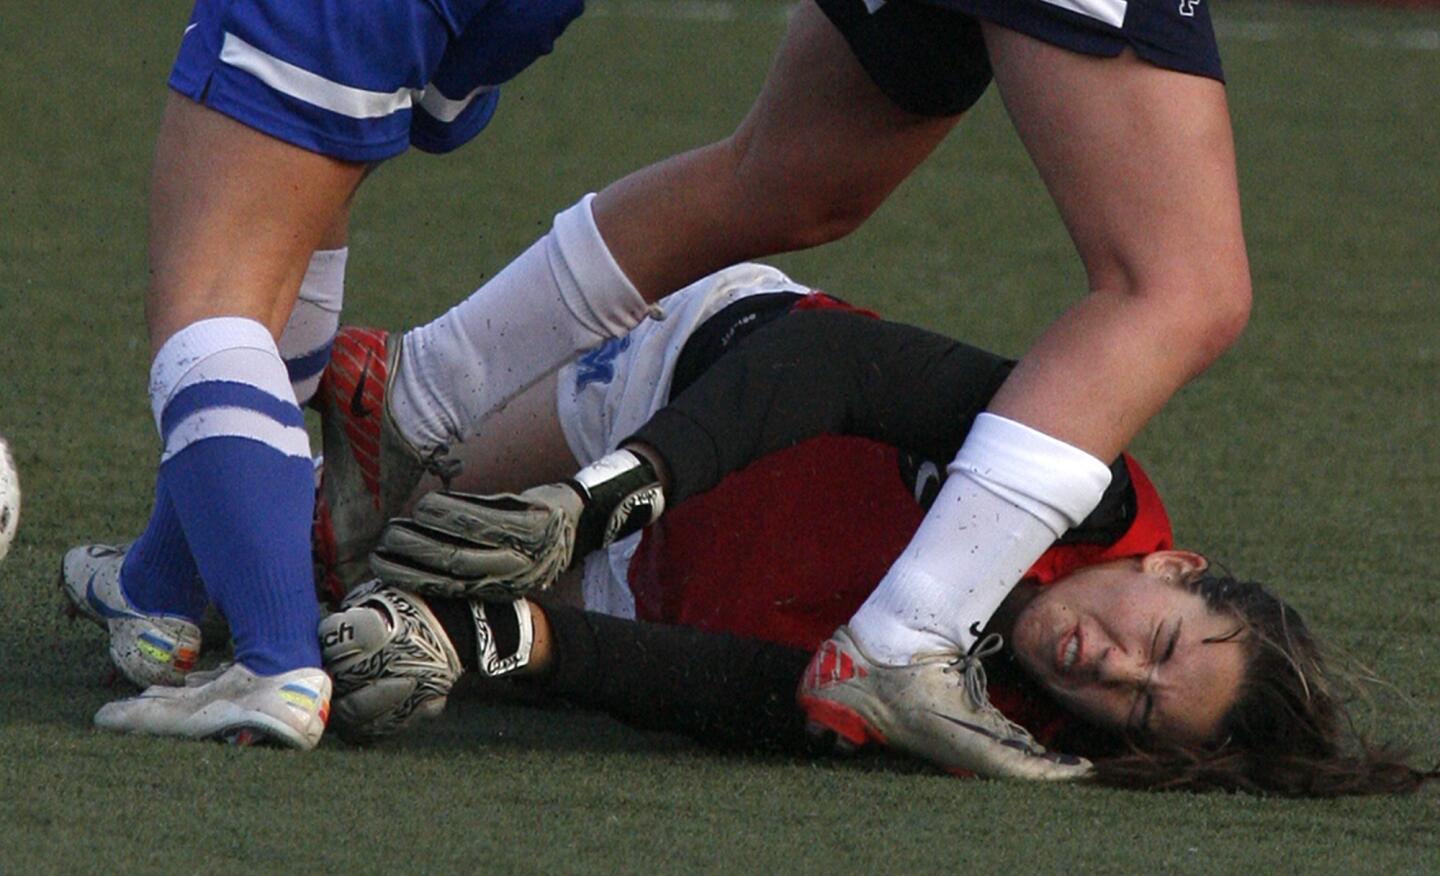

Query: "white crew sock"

xmin=389 ymin=194 xmax=650 ymax=453
xmin=848 ymin=413 xmax=1114 ymax=663
xmin=278 ymin=247 xmax=347 ymax=405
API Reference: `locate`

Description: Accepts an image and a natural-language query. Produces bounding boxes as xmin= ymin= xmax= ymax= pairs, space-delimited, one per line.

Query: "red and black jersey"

xmin=528 ymin=296 xmax=1181 ymax=757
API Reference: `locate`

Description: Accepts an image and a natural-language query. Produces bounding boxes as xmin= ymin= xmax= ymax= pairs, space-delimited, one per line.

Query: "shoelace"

xmin=948 ymin=633 xmax=1045 ymax=750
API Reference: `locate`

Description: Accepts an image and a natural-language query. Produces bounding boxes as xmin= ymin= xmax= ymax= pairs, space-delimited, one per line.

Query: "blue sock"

xmin=123 ymin=264 xmax=340 ymax=625
xmin=151 ymin=318 xmax=320 ymax=675
xmin=121 ymin=483 xmax=207 ymax=621
xmin=284 ymin=340 xmax=333 ymax=407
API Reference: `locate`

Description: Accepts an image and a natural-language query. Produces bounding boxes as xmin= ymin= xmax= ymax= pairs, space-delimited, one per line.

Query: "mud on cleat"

xmin=93 ymin=663 xmax=331 ymax=750
xmin=797 ymin=626 xmax=1092 ymax=781
xmin=60 ymin=543 xmax=201 ymax=688
xmin=312 ymin=327 xmax=454 ymax=603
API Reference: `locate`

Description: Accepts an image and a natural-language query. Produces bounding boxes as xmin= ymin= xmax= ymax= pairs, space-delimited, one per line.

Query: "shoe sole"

xmin=313 ymin=327 xmax=392 ymax=598
xmin=187 ymin=702 xmax=320 ymax=750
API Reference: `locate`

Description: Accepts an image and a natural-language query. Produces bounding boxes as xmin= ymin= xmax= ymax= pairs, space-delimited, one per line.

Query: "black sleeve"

xmin=427 ymin=596 xmax=816 ymax=752
xmin=533 ymin=604 xmax=820 ymax=754
xmin=630 ymin=309 xmax=1015 ymax=504
xmin=631 ymin=307 xmax=1138 ymax=544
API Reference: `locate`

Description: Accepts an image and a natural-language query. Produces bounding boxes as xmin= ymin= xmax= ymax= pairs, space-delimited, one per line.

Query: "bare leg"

xmin=316 ymin=204 xmax=354 ymax=252
xmin=147 ymin=95 xmax=366 ymax=350
xmin=406 ymin=373 xmax=579 ymax=506
xmin=982 ymin=29 xmax=1252 ymax=458
xmin=849 ymin=31 xmax=1252 ymax=669
xmin=592 ymin=0 xmax=960 ymax=301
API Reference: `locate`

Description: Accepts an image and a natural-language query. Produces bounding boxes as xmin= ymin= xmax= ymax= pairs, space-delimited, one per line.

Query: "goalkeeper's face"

xmin=1006 ymin=551 xmax=1247 ymax=747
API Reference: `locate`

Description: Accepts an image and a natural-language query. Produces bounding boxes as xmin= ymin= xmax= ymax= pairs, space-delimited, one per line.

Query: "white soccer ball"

xmin=0 ymin=434 xmax=19 ymax=562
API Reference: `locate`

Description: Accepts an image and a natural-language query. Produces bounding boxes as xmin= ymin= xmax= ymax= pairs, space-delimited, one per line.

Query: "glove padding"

xmin=320 ymin=581 xmax=465 ymax=743
xmin=320 ymin=580 xmax=537 ymax=743
xmin=371 ymin=483 xmax=583 ymax=599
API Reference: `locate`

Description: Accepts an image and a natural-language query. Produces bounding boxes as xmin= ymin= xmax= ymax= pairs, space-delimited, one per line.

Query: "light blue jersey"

xmin=169 ymin=0 xmax=585 ymax=162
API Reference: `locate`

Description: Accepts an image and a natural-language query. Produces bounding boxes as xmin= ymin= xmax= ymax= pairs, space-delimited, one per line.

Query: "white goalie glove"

xmin=320 ymin=580 xmax=534 ymax=742
xmin=371 ymin=449 xmax=664 ymax=599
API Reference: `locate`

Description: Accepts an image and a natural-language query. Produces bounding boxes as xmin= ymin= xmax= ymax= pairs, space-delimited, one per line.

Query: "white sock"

xmin=278 ymin=247 xmax=347 ymax=405
xmin=390 ymin=194 xmax=649 ymax=453
xmin=848 ymin=413 xmax=1114 ymax=663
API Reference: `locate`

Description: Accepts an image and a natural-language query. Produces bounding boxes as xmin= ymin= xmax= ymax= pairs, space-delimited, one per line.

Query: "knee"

xmin=1187 ymin=263 xmax=1252 ymax=366
xmin=715 ymin=131 xmax=882 ymax=252
xmin=770 ymin=179 xmax=882 ymax=250
xmin=1206 ymin=270 xmax=1252 ymax=358
xmin=1112 ymin=256 xmax=1253 ymax=371
xmin=1173 ymin=269 xmax=1251 ymax=366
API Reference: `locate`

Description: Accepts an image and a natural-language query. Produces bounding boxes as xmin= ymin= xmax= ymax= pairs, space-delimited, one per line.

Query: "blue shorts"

xmin=816 ymin=0 xmax=1222 ymax=117
xmin=169 ymin=0 xmax=585 ymax=162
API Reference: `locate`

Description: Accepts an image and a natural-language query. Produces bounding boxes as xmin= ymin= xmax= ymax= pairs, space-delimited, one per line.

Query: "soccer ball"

xmin=0 ymin=434 xmax=19 ymax=562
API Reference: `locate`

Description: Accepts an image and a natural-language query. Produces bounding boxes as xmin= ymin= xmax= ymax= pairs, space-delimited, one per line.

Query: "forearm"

xmin=532 ymin=604 xmax=819 ymax=754
xmin=630 ymin=309 xmax=1015 ymax=503
xmin=426 ymin=592 xmax=815 ymax=752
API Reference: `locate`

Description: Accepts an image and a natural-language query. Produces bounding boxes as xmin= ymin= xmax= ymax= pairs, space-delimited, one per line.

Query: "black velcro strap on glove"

xmin=568 ymin=449 xmax=665 ymax=559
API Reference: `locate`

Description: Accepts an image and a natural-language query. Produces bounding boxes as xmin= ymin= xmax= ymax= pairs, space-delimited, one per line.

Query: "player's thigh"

xmin=983 ymin=25 xmax=1247 ymax=293
xmin=728 ymin=0 xmax=963 ymax=224
xmin=419 ymin=373 xmax=579 ymax=503
xmin=147 ymin=94 xmax=368 ymax=350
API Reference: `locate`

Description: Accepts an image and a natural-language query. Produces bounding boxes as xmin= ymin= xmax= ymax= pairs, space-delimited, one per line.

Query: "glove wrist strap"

xmin=471 ymin=598 xmax=535 ymax=677
xmin=567 ymin=449 xmax=665 ymax=560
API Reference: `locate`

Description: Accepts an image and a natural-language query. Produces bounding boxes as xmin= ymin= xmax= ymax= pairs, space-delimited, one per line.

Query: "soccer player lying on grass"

xmin=305 ymin=266 xmax=1430 ymax=795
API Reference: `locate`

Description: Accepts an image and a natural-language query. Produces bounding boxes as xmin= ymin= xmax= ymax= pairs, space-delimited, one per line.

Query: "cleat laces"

xmin=946 ymin=633 xmax=1045 ymax=753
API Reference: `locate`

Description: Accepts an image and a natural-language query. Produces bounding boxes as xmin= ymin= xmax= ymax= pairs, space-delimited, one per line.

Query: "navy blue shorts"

xmin=169 ymin=0 xmax=585 ymax=162
xmin=815 ymin=0 xmax=1223 ymax=117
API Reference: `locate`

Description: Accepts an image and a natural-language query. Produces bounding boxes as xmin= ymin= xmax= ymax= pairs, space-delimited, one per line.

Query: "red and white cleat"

xmin=797 ymin=626 xmax=1092 ymax=780
xmin=311 ymin=327 xmax=432 ymax=602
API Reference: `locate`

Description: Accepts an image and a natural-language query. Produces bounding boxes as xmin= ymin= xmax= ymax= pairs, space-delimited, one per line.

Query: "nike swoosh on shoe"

xmin=86 ymin=573 xmax=139 ymax=621
xmin=350 ymin=354 xmax=375 ymax=418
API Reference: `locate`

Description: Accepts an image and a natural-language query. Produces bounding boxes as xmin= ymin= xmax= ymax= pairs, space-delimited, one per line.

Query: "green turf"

xmin=2 ymin=1 xmax=1438 ymax=871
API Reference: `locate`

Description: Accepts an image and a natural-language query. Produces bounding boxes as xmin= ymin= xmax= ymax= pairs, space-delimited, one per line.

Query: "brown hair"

xmin=1089 ymin=573 xmax=1437 ymax=796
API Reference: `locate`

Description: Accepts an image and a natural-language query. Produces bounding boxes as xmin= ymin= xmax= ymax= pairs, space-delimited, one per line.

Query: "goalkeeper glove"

xmin=370 ymin=448 xmax=664 ymax=599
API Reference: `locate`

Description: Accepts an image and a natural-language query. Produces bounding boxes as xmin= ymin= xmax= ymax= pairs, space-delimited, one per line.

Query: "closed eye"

xmin=1132 ymin=618 xmax=1182 ymax=734
xmin=1129 ymin=622 xmax=1166 ymax=732
xmin=1164 ymin=619 xmax=1182 ymax=663
xmin=1134 ymin=620 xmax=1186 ymax=734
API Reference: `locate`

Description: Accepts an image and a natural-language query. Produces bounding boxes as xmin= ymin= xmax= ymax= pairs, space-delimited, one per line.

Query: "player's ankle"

xmin=847 ymin=599 xmax=952 ymax=666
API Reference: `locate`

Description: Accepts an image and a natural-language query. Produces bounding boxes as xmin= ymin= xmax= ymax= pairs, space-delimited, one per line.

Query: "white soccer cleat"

xmin=93 ymin=662 xmax=331 ymax=750
xmin=312 ymin=327 xmax=439 ymax=603
xmin=797 ymin=627 xmax=1092 ymax=781
xmin=60 ymin=543 xmax=201 ymax=688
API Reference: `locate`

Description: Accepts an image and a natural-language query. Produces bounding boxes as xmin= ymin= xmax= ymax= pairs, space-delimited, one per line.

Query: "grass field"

xmin=2 ymin=1 xmax=1438 ymax=871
